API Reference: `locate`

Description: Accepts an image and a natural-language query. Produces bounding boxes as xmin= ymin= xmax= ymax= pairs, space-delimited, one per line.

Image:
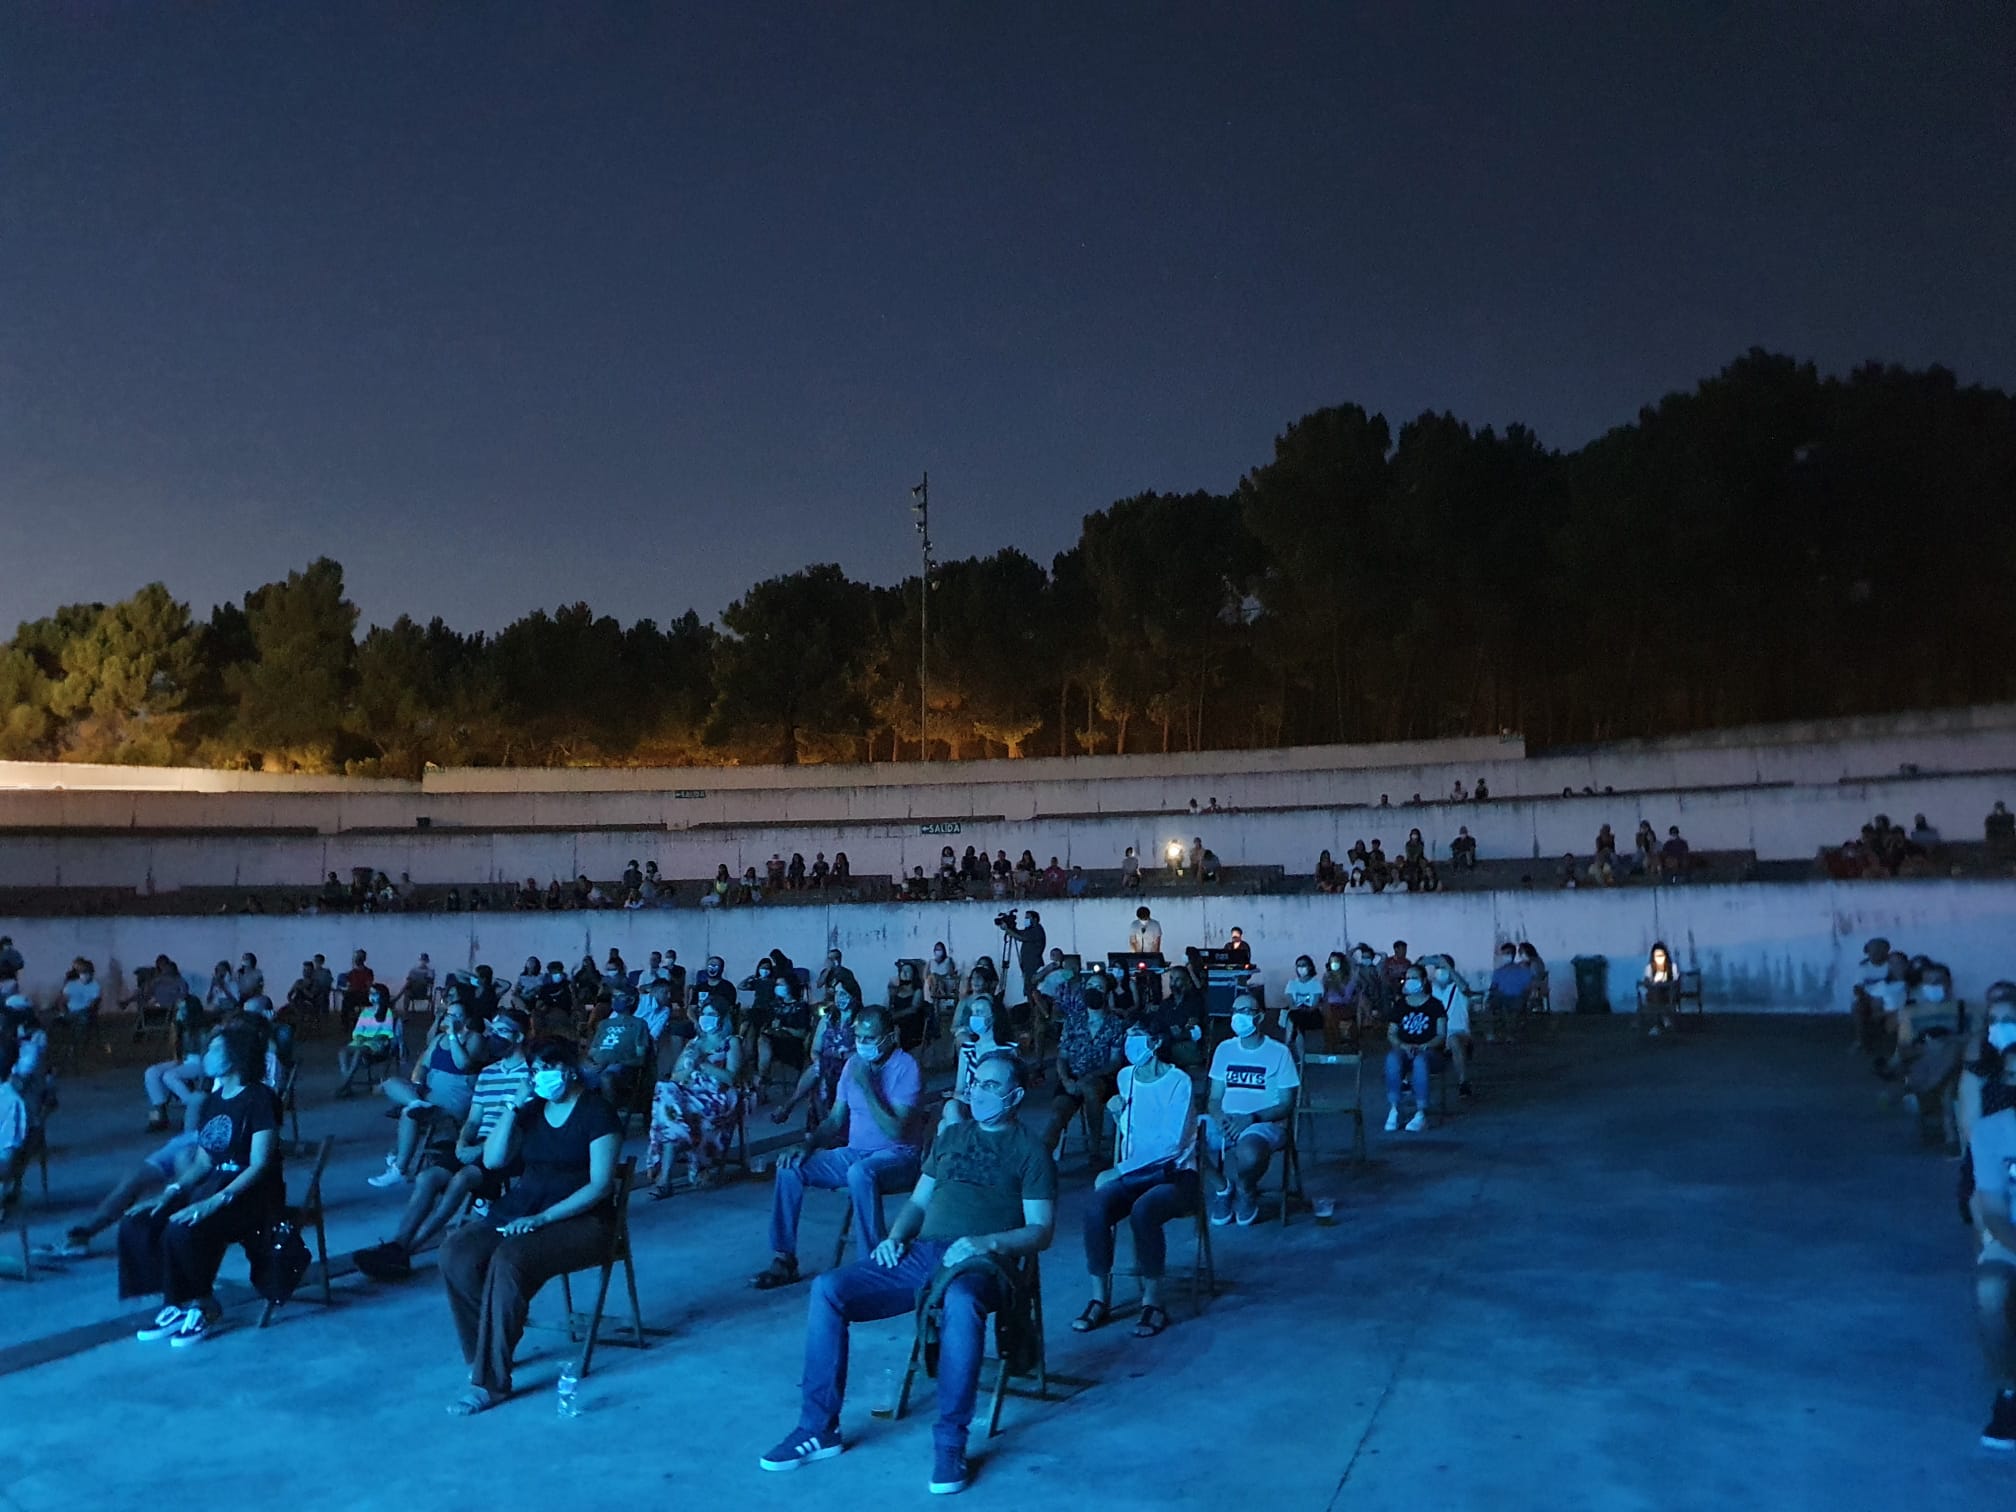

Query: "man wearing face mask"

xmin=817 ymin=949 xmax=864 ymax=1006
xmin=532 ymin=961 xmax=574 ymax=1037
xmin=1205 ymin=993 xmax=1298 ymax=1226
xmin=1961 ymin=982 xmax=2016 ymax=1449
xmin=1039 ymin=986 xmax=1127 ymax=1160
xmin=1384 ymin=967 xmax=1446 ymax=1132
xmin=751 ymin=1005 xmax=924 ymax=1291
xmin=761 ymin=1050 xmax=1056 ymax=1496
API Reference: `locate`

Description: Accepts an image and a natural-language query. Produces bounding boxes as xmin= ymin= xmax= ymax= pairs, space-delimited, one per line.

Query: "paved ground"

xmin=0 ymin=1014 xmax=2003 ymax=1512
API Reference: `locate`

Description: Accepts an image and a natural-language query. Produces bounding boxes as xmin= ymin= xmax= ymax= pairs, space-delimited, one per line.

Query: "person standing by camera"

xmin=999 ymin=908 xmax=1046 ymax=1023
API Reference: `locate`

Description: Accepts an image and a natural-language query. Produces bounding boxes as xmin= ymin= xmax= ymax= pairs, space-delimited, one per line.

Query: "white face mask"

xmin=1988 ymin=1022 xmax=2016 ymax=1052
xmin=1919 ymin=984 xmax=1947 ymax=1003
xmin=1230 ymin=1012 xmax=1258 ymax=1039
xmin=969 ymin=1015 xmax=991 ymax=1037
xmin=697 ymin=1014 xmax=721 ymax=1035
xmin=1433 ymin=969 xmax=1452 ymax=984
xmin=532 ymin=1068 xmax=567 ymax=1101
xmin=1124 ymin=1034 xmax=1155 ymax=1068
xmin=968 ymin=1084 xmax=1019 ymax=1125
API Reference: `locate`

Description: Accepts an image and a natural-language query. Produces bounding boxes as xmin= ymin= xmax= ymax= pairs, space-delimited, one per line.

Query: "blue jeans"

xmin=768 ymin=1145 xmax=922 ymax=1261
xmin=1385 ymin=1046 xmax=1443 ymax=1107
xmin=797 ymin=1240 xmax=1004 ymax=1453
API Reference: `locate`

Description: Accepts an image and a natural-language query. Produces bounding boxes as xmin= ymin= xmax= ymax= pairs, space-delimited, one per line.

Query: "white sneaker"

xmin=1383 ymin=1110 xmax=1399 ymax=1132
xmin=1404 ymin=1112 xmax=1427 ymax=1133
xmin=137 ymin=1305 xmax=186 ymax=1342
xmin=367 ymin=1155 xmax=408 ymax=1189
xmin=1647 ymin=1025 xmax=1663 ymax=1038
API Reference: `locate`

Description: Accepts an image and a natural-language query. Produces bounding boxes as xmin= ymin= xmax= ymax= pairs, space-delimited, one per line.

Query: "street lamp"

xmin=910 ymin=474 xmax=934 ymax=762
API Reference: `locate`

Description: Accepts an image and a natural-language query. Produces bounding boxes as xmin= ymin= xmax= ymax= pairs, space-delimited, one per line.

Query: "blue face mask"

xmin=968 ymin=1084 xmax=1019 ymax=1125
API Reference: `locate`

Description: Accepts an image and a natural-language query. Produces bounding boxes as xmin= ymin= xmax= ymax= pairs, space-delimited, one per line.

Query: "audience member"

xmin=118 ymin=1021 xmax=283 ymax=1348
xmin=1040 ymin=987 xmax=1125 ymax=1158
xmin=648 ymin=1000 xmax=744 ymax=1194
xmin=1383 ymin=965 xmax=1444 ymax=1132
xmin=1424 ymin=955 xmax=1473 ymax=1099
xmin=1076 ymin=1013 xmax=1203 ymax=1339
xmin=439 ymin=1036 xmax=621 ymax=1415
xmin=758 ymin=1049 xmax=1055 ymax=1496
xmin=1121 ymin=846 xmax=1141 ymax=890
xmin=1315 ymin=850 xmax=1343 ymax=893
xmin=1959 ymin=982 xmax=2016 ymax=1449
xmin=337 ymin=985 xmax=401 ymax=1094
xmin=1641 ymin=942 xmax=1680 ymax=1038
xmin=585 ymin=990 xmax=653 ymax=1106
xmin=1485 ymin=943 xmax=1534 ymax=1043
xmin=369 ymin=994 xmax=486 ymax=1187
xmin=752 ymin=1005 xmax=923 ymax=1291
xmin=1205 ymin=993 xmax=1298 ymax=1227
xmin=1451 ymin=827 xmax=1478 ymax=870
xmin=1988 ymin=801 xmax=2016 ymax=860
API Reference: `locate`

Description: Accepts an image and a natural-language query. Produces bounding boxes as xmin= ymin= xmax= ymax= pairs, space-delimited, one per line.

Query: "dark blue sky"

xmin=4 ymin=3 xmax=2011 ymax=636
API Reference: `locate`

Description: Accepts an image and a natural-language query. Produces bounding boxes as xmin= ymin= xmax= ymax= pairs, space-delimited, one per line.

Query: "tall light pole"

xmin=910 ymin=473 xmax=933 ymax=761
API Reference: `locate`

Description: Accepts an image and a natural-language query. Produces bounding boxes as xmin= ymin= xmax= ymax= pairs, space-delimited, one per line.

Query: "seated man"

xmin=752 ymin=1006 xmax=923 ymax=1290
xmin=59 ymin=957 xmax=103 ymax=1038
xmin=1039 ymin=985 xmax=1125 ymax=1159
xmin=1483 ymin=943 xmax=1534 ymax=1043
xmin=1383 ymin=965 xmax=1445 ymax=1133
xmin=1850 ymin=937 xmax=1901 ymax=1058
xmin=1963 ymin=984 xmax=2016 ymax=1450
xmin=36 ymin=1128 xmax=201 ymax=1258
xmin=584 ymin=989 xmax=652 ymax=1107
xmin=0 ymin=1038 xmax=27 ymax=1209
xmin=1659 ymin=825 xmax=1691 ymax=880
xmin=759 ymin=1050 xmax=1056 ymax=1496
xmin=1204 ymin=994 xmax=1298 ymax=1227
xmin=354 ymin=1009 xmax=534 ymax=1280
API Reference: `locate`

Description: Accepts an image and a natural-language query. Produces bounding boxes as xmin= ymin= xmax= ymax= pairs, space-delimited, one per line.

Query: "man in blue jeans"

xmin=760 ymin=1051 xmax=1056 ymax=1496
xmin=751 ymin=1006 xmax=924 ymax=1290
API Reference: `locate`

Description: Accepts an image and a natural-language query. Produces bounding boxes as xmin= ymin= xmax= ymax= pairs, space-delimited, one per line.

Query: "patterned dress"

xmin=649 ymin=1037 xmax=742 ymax=1172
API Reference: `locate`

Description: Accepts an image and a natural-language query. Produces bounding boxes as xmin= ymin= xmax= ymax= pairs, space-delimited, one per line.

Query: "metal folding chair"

xmin=554 ymin=1158 xmax=653 ymax=1377
xmin=260 ymin=1136 xmax=335 ymax=1327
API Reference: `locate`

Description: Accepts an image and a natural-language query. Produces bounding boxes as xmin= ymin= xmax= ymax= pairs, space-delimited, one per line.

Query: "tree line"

xmin=5 ymin=349 xmax=2012 ymax=775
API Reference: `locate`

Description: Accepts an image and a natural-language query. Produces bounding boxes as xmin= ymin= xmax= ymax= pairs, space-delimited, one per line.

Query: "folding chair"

xmin=260 ymin=1136 xmax=334 ymax=1327
xmin=1677 ymin=968 xmax=1706 ymax=1019
xmin=335 ymin=1043 xmax=395 ymax=1098
xmin=1295 ymin=1050 xmax=1367 ymax=1168
xmin=1276 ymin=1118 xmax=1306 ymax=1227
xmin=1111 ymin=1117 xmax=1216 ymax=1315
xmin=895 ymin=1254 xmax=1048 ymax=1439
xmin=555 ymin=1158 xmax=649 ymax=1378
xmin=275 ymin=1063 xmax=305 ymax=1153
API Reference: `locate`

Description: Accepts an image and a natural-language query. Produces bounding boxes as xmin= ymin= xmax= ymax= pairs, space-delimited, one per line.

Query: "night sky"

xmin=4 ymin=3 xmax=2011 ymax=636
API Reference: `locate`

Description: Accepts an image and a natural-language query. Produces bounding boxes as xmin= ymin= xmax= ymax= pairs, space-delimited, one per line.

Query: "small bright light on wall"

xmin=1165 ymin=839 xmax=1183 ymax=862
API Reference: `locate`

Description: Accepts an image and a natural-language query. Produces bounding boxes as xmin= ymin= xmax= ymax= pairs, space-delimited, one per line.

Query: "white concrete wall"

xmin=0 ymin=770 xmax=2005 ymax=891
xmin=5 ymin=878 xmax=2011 ymax=1020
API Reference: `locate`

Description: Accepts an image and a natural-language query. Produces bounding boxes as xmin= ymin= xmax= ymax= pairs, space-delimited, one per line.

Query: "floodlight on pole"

xmin=910 ymin=474 xmax=932 ymax=762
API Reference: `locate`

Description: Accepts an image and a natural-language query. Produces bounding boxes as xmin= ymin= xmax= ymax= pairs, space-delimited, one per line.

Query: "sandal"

xmin=750 ymin=1257 xmax=801 ymax=1290
xmin=1071 ymin=1300 xmax=1110 ymax=1333
xmin=1133 ymin=1304 xmax=1170 ymax=1338
xmin=447 ymin=1386 xmax=502 ymax=1417
xmin=648 ymin=1181 xmax=677 ymax=1201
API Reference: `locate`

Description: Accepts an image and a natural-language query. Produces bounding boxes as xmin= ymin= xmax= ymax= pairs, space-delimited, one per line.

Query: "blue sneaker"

xmin=929 ymin=1444 xmax=970 ymax=1495
xmin=1207 ymin=1183 xmax=1233 ymax=1226
xmin=759 ymin=1428 xmax=843 ymax=1472
xmin=1233 ymin=1185 xmax=1259 ymax=1226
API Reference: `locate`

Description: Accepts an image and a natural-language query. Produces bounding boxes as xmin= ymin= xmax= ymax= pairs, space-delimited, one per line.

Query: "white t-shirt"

xmin=62 ymin=978 xmax=102 ymax=1015
xmin=1433 ymin=980 xmax=1470 ymax=1037
xmin=1129 ymin=918 xmax=1164 ymax=953
xmin=1968 ymin=1104 xmax=2016 ymax=1261
xmin=0 ymin=1082 xmax=26 ymax=1155
xmin=1873 ymin=980 xmax=1908 ymax=1014
xmin=1284 ymin=974 xmax=1323 ymax=1010
xmin=1111 ymin=1063 xmax=1195 ymax=1174
xmin=1209 ymin=1033 xmax=1299 ymax=1116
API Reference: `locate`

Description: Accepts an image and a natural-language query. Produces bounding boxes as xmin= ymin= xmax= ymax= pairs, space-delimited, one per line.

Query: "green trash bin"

xmin=1572 ymin=954 xmax=1610 ymax=1014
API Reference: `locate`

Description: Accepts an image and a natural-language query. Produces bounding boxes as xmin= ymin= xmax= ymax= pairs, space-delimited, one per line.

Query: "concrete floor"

xmin=0 ymin=1015 xmax=2003 ymax=1512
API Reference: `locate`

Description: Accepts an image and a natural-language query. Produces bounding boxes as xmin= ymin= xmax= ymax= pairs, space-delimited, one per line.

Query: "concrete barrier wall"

xmin=5 ymin=878 xmax=2011 ymax=1020
xmin=0 ymin=770 xmax=2006 ymax=891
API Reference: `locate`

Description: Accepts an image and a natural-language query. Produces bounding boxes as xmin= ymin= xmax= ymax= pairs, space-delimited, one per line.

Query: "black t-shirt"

xmin=493 ymin=1092 xmax=623 ymax=1221
xmin=1391 ymin=995 xmax=1440 ymax=1046
xmin=194 ymin=1084 xmax=285 ymax=1207
xmin=1224 ymin=941 xmax=1251 ymax=967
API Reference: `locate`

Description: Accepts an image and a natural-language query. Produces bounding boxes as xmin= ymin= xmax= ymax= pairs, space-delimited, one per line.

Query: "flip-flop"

xmin=447 ymin=1387 xmax=501 ymax=1417
xmin=750 ymin=1259 xmax=802 ymax=1291
xmin=1133 ymin=1304 xmax=1170 ymax=1338
xmin=1071 ymin=1300 xmax=1110 ymax=1333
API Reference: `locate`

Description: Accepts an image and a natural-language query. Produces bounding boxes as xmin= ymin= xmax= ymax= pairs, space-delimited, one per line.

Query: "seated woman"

xmin=1382 ymin=966 xmax=1445 ymax=1133
xmin=118 ymin=1021 xmax=284 ymax=1347
xmin=144 ymin=992 xmax=216 ymax=1133
xmin=1640 ymin=942 xmax=1679 ymax=1038
xmin=886 ymin=959 xmax=930 ymax=1051
xmin=1013 ymin=849 xmax=1039 ymax=898
xmin=337 ymin=985 xmax=402 ymax=1095
xmin=0 ymin=1038 xmax=28 ymax=1209
xmin=1153 ymin=966 xmax=1208 ymax=1074
xmin=774 ymin=985 xmax=858 ymax=1128
xmin=755 ymin=976 xmax=814 ymax=1087
xmin=1520 ymin=944 xmax=1550 ymax=1015
xmin=1283 ymin=954 xmax=1325 ymax=1045
xmin=438 ymin=1037 xmax=621 ymax=1415
xmin=1958 ymin=983 xmax=2016 ymax=1449
xmin=1040 ymin=986 xmax=1126 ymax=1158
xmin=371 ymin=997 xmax=488 ymax=1188
xmin=702 ymin=864 xmax=732 ymax=908
xmin=926 ymin=941 xmax=959 ymax=1018
xmin=648 ymin=1002 xmax=744 ymax=1195
xmin=1424 ymin=954 xmax=1473 ymax=1099
xmin=832 ymin=851 xmax=851 ymax=884
xmin=943 ymin=995 xmax=1008 ymax=1128
xmin=1076 ymin=1014 xmax=1204 ymax=1338
xmin=1315 ymin=850 xmax=1342 ymax=894
xmin=1317 ymin=953 xmax=1361 ymax=1053
xmin=787 ymin=851 xmax=807 ymax=890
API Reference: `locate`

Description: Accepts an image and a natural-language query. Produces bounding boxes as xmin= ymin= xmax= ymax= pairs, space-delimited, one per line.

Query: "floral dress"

xmin=649 ymin=1036 xmax=742 ymax=1172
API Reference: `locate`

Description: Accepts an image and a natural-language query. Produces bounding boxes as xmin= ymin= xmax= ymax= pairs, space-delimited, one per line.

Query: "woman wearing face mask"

xmin=775 ymin=986 xmax=859 ymax=1128
xmin=944 ymin=996 xmax=1006 ymax=1128
xmin=370 ymin=997 xmax=487 ymax=1188
xmin=1893 ymin=964 xmax=1968 ymax=1135
xmin=1075 ymin=1015 xmax=1203 ymax=1338
xmin=439 ymin=1037 xmax=621 ymax=1415
xmin=1153 ymin=966 xmax=1208 ymax=1073
xmin=1958 ymin=983 xmax=2016 ymax=1449
xmin=1284 ymin=955 xmax=1326 ymax=1047
xmin=337 ymin=984 xmax=401 ymax=1096
xmin=926 ymin=942 xmax=960 ymax=1029
xmin=119 ymin=1021 xmax=283 ymax=1348
xmin=648 ymin=999 xmax=744 ymax=1196
xmin=1319 ymin=953 xmax=1359 ymax=1053
xmin=1423 ymin=955 xmax=1474 ymax=1099
xmin=888 ymin=960 xmax=928 ymax=1051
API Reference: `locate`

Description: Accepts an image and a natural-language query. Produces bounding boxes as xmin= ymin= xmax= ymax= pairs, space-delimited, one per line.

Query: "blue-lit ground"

xmin=0 ymin=1018 xmax=1999 ymax=1510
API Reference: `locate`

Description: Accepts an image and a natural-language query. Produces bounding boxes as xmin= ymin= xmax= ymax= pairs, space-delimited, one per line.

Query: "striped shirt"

xmin=471 ymin=1060 xmax=532 ymax=1140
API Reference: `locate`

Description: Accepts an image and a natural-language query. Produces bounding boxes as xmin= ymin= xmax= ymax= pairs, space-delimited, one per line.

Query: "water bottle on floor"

xmin=557 ymin=1367 xmax=582 ymax=1417
xmin=871 ymin=1366 xmax=898 ymax=1418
